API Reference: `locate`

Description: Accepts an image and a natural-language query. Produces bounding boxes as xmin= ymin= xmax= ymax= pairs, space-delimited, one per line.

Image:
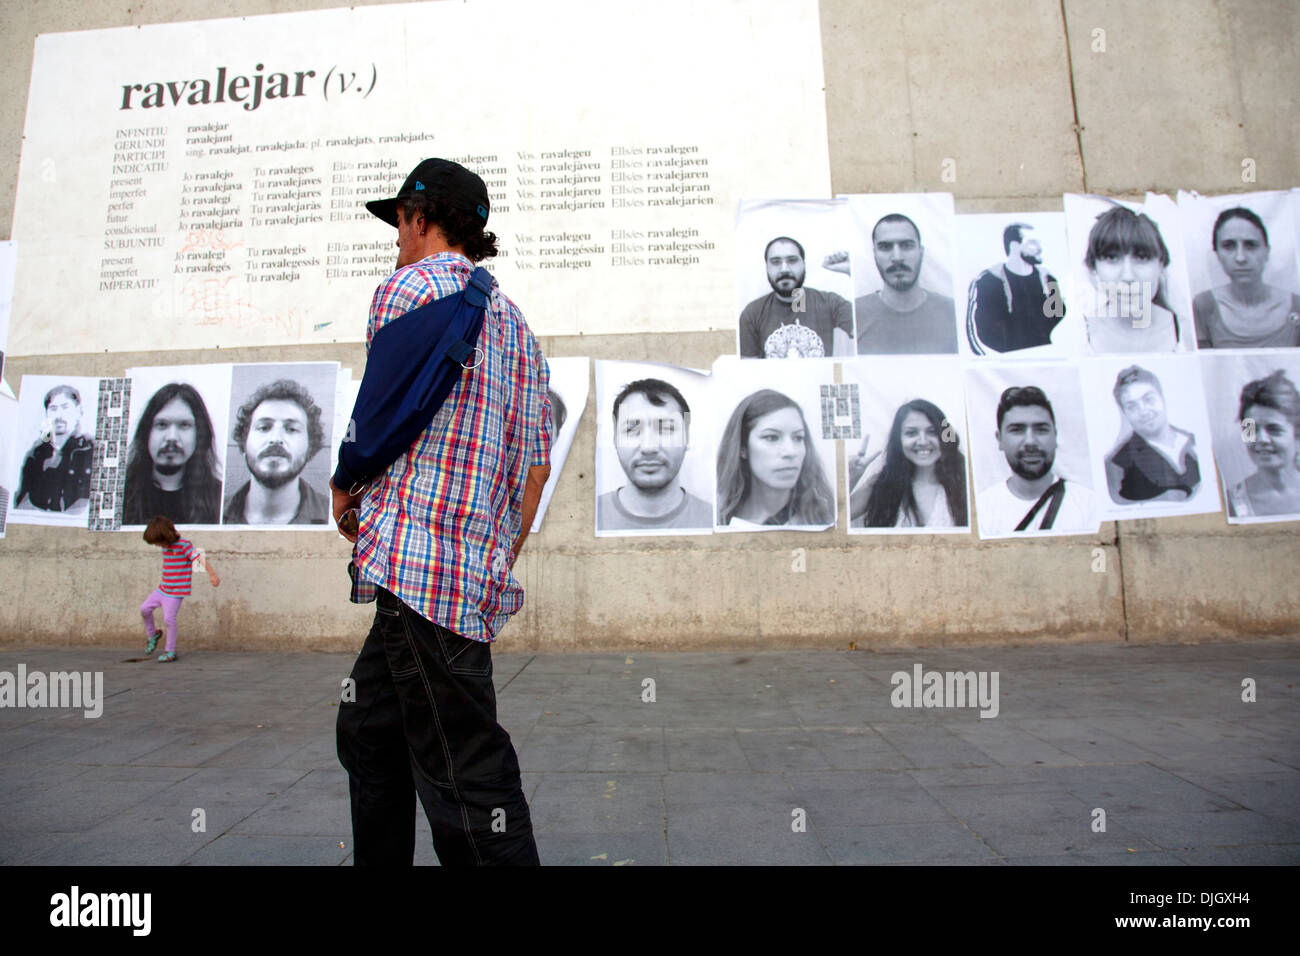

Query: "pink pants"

xmin=140 ymin=588 xmax=184 ymax=653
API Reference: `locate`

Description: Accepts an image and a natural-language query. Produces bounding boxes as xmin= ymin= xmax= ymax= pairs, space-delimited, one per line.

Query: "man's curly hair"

xmin=232 ymin=379 xmax=326 ymax=460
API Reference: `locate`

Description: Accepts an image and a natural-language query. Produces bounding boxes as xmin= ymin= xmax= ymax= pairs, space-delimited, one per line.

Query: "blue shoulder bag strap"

xmin=332 ymin=266 xmax=493 ymax=493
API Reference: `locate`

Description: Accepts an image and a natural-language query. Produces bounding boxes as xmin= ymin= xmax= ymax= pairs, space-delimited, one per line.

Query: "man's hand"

xmin=331 ymin=479 xmax=363 ymax=544
xmin=822 ymin=250 xmax=852 ymax=275
xmin=511 ymin=463 xmax=551 ymax=560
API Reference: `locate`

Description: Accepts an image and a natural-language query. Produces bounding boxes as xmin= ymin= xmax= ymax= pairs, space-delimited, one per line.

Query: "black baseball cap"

xmin=365 ymin=158 xmax=490 ymax=228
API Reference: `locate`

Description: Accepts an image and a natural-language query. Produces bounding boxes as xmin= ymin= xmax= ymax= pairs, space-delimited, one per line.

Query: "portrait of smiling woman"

xmin=1226 ymin=369 xmax=1300 ymax=517
xmin=848 ymin=398 xmax=968 ymax=528
xmin=716 ymin=388 xmax=834 ymax=528
xmin=1103 ymin=365 xmax=1200 ymax=504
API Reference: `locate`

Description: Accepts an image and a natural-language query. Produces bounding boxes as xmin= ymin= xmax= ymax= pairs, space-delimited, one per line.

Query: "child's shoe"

xmin=145 ymin=631 xmax=160 ymax=655
xmin=157 ymin=651 xmax=177 ymax=663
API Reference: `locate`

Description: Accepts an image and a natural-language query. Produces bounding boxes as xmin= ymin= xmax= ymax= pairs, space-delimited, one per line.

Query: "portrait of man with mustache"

xmin=852 ymin=213 xmax=959 ymax=355
xmin=975 ymin=385 xmax=1097 ymax=534
xmin=123 ymin=382 xmax=223 ymax=526
xmin=222 ymin=378 xmax=329 ymax=525
xmin=597 ymin=377 xmax=712 ymax=532
xmin=738 ymin=236 xmax=854 ymax=359
xmin=15 ymin=384 xmax=94 ymax=513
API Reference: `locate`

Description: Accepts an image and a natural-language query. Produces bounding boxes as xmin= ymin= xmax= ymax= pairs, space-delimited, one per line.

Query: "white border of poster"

xmin=5 ymin=375 xmax=102 ymax=527
xmin=841 ymin=357 xmax=970 ymax=534
xmin=333 ymin=369 xmax=358 ymax=455
xmin=734 ymin=199 xmax=856 ymax=359
xmin=953 ymin=211 xmax=1080 ymax=359
xmin=965 ymin=362 xmax=1100 ymax=539
xmin=532 ymin=356 xmax=589 ymax=533
xmin=1199 ymin=350 xmax=1300 ymax=524
xmin=1079 ymin=353 xmax=1220 ymax=521
xmin=594 ymin=360 xmax=714 ymax=538
xmin=121 ymin=364 xmax=233 ymax=530
xmin=0 ymin=240 xmax=14 ymax=355
xmin=0 ymin=392 xmax=21 ymax=537
xmin=710 ymin=355 xmax=837 ymax=532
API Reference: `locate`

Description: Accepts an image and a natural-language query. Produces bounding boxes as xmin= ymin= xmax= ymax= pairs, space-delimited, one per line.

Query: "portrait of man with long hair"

xmin=123 ymin=382 xmax=224 ymax=525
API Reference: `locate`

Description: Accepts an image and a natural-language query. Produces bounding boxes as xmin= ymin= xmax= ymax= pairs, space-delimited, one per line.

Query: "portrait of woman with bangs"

xmin=1082 ymin=205 xmax=1183 ymax=353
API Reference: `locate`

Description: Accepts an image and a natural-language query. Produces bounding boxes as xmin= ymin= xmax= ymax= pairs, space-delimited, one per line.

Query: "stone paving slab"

xmin=0 ymin=639 xmax=1296 ymax=865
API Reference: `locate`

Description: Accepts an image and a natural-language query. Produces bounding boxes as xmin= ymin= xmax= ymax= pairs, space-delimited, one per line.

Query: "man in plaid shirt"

xmin=332 ymin=159 xmax=552 ymax=866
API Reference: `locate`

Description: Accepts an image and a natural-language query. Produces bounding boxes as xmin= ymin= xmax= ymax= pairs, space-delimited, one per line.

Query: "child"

xmin=140 ymin=515 xmax=220 ymax=662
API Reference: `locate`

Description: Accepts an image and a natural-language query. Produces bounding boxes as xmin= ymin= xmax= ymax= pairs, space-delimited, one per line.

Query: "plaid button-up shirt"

xmin=350 ymin=252 xmax=551 ymax=642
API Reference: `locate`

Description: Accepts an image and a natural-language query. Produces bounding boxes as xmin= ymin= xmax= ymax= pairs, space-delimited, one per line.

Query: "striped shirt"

xmin=351 ymin=252 xmax=551 ymax=643
xmin=159 ymin=538 xmax=199 ymax=596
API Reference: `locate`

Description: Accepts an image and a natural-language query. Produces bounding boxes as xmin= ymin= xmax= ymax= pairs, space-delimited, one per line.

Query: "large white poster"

xmin=9 ymin=0 xmax=831 ymax=355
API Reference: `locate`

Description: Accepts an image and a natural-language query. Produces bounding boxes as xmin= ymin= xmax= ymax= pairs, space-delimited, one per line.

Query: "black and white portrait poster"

xmin=964 ymin=363 xmax=1100 ymax=540
xmin=1200 ymin=351 xmax=1300 ymax=524
xmin=710 ymin=355 xmax=836 ymax=532
xmin=5 ymin=375 xmax=102 ymax=528
xmin=1063 ymin=193 xmax=1195 ymax=355
xmin=531 ymin=356 xmax=589 ymax=533
xmin=734 ymin=199 xmax=856 ymax=359
xmin=1177 ymin=189 xmax=1300 ymax=350
xmin=121 ymin=364 xmax=233 ymax=530
xmin=954 ymin=211 xmax=1080 ymax=359
xmin=0 ymin=392 xmax=17 ymax=538
xmin=1079 ymin=354 xmax=1219 ymax=521
xmin=594 ymin=360 xmax=713 ymax=538
xmin=839 ymin=192 xmax=960 ymax=356
xmin=841 ymin=357 xmax=970 ymax=535
xmin=221 ymin=362 xmax=339 ymax=528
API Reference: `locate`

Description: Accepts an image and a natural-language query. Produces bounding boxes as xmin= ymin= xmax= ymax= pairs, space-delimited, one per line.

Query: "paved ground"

xmin=0 ymin=639 xmax=1297 ymax=865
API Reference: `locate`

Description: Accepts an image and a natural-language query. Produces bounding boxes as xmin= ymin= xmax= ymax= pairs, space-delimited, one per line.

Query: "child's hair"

xmin=142 ymin=515 xmax=180 ymax=546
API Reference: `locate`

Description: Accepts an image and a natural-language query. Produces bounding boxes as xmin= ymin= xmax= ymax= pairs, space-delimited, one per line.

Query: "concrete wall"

xmin=2 ymin=0 xmax=1298 ymax=651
